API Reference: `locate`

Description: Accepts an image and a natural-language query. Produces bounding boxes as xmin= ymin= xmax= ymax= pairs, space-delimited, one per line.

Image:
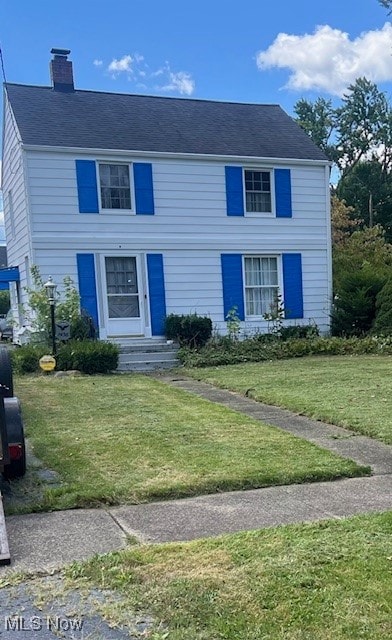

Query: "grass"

xmin=13 ymin=374 xmax=367 ymax=512
xmin=186 ymin=355 xmax=392 ymax=444
xmin=66 ymin=511 xmax=392 ymax=639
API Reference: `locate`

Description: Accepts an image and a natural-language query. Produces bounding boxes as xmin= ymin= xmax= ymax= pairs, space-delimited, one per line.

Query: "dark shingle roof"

xmin=5 ymin=83 xmax=327 ymax=161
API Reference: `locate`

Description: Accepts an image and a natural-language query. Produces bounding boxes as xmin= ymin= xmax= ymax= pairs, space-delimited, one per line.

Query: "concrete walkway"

xmin=2 ymin=376 xmax=392 ymax=574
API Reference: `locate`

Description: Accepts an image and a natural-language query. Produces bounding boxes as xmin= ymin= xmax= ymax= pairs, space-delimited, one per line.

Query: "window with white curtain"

xmin=244 ymin=256 xmax=279 ymax=316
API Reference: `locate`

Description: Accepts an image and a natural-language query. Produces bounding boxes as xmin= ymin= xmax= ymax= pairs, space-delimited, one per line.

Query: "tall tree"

xmin=293 ymin=97 xmax=336 ymax=161
xmin=333 ymin=225 xmax=392 ymax=293
xmin=294 ymin=78 xmax=392 ymax=178
xmin=336 ymin=160 xmax=392 ymax=238
xmin=330 ymin=195 xmax=361 ymax=247
xmin=293 ymin=41 xmax=392 ymax=239
xmin=336 ymin=78 xmax=391 ymax=179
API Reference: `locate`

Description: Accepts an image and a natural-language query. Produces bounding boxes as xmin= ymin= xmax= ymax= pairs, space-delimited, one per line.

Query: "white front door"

xmin=103 ymin=256 xmax=144 ymax=337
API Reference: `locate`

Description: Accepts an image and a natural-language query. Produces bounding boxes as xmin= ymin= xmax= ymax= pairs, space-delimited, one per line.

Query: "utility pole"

xmin=369 ymin=192 xmax=373 ymax=228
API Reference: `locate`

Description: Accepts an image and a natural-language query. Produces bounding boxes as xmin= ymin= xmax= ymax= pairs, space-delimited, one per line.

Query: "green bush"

xmin=56 ymin=341 xmax=119 ymax=374
xmin=12 ymin=341 xmax=119 ymax=374
xmin=179 ymin=335 xmax=392 ymax=367
xmin=70 ymin=313 xmax=97 ymax=341
xmin=165 ymin=313 xmax=212 ymax=348
xmin=331 ymin=270 xmax=385 ymax=336
xmin=279 ymin=325 xmax=320 ymax=341
xmin=373 ymin=278 xmax=392 ymax=335
xmin=11 ymin=345 xmax=48 ymax=373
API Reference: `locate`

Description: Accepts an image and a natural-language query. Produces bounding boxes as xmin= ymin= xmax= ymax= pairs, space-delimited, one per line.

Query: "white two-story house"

xmin=2 ymin=49 xmax=331 ymax=341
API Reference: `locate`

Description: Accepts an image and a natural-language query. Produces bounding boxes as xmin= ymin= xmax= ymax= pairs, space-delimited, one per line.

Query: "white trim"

xmin=99 ymin=253 xmax=146 ymax=338
xmin=243 ymin=167 xmax=275 ymax=217
xmin=325 ymin=164 xmax=333 ymax=323
xmin=242 ymin=254 xmax=282 ymax=320
xmin=21 ymin=149 xmax=34 ymax=268
xmin=96 ymin=161 xmax=136 ymax=214
xmin=31 ymin=235 xmax=327 ymax=251
xmin=21 ymin=143 xmax=332 ymax=167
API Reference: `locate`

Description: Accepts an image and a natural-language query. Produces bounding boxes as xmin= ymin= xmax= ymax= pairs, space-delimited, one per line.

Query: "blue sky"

xmin=1 ymin=0 xmax=391 ymax=110
xmin=0 ymin=0 xmax=391 ymax=239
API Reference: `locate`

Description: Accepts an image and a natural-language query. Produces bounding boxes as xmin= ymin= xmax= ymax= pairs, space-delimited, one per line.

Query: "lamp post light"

xmin=44 ymin=276 xmax=57 ymax=356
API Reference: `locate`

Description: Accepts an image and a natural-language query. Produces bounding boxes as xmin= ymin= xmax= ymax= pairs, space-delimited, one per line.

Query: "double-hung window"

xmin=244 ymin=170 xmax=272 ymax=213
xmin=244 ymin=256 xmax=279 ymax=316
xmin=99 ymin=164 xmax=131 ymax=210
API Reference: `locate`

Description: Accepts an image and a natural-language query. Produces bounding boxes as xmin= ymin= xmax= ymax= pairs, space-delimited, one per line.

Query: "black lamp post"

xmin=44 ymin=276 xmax=57 ymax=356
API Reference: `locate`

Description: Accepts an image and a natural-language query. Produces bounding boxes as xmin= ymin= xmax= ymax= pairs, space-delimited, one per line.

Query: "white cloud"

xmin=150 ymin=68 xmax=165 ymax=77
xmin=103 ymin=53 xmax=195 ymax=95
xmin=160 ymin=71 xmax=195 ymax=96
xmin=93 ymin=59 xmax=103 ymax=67
xmin=108 ymin=54 xmax=134 ymax=75
xmin=256 ymin=22 xmax=392 ymax=96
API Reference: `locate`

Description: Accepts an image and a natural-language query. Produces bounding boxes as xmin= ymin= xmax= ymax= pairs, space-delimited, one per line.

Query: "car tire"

xmin=0 ymin=348 xmax=13 ymax=398
xmin=2 ymin=397 xmax=26 ymax=479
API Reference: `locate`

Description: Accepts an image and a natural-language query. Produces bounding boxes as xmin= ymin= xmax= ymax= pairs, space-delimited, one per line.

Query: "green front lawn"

xmin=67 ymin=511 xmax=392 ymax=639
xmin=14 ymin=375 xmax=367 ymax=512
xmin=187 ymin=355 xmax=392 ymax=444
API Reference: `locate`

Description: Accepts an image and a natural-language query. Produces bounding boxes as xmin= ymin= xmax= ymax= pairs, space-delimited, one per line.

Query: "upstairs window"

xmin=244 ymin=170 xmax=271 ymax=213
xmin=244 ymin=256 xmax=278 ymax=316
xmin=99 ymin=164 xmax=131 ymax=210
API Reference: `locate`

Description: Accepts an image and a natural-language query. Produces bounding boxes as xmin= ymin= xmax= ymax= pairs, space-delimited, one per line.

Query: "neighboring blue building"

xmin=2 ymin=49 xmax=332 ymax=340
xmin=0 ymin=247 xmax=12 ymax=291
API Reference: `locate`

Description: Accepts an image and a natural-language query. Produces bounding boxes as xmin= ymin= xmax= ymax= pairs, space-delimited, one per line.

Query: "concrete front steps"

xmin=111 ymin=338 xmax=180 ymax=372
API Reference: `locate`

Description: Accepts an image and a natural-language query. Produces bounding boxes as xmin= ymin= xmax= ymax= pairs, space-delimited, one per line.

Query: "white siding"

xmin=22 ymin=149 xmax=331 ymax=335
xmin=27 ymin=152 xmax=328 ymax=246
xmin=1 ymin=97 xmax=32 ymax=318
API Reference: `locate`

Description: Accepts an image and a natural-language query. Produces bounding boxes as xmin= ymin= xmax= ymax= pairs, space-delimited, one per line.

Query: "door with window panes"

xmin=103 ymin=256 xmax=144 ymax=336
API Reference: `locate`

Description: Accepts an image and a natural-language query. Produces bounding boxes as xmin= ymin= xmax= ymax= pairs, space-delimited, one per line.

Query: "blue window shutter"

xmin=275 ymin=169 xmax=292 ymax=218
xmin=221 ymin=254 xmax=245 ymax=320
xmin=134 ymin=163 xmax=155 ymax=215
xmin=225 ymin=166 xmax=244 ymax=216
xmin=282 ymin=253 xmax=303 ymax=319
xmin=75 ymin=160 xmax=99 ymax=213
xmin=147 ymin=254 xmax=166 ymax=335
xmin=76 ymin=254 xmax=99 ymax=329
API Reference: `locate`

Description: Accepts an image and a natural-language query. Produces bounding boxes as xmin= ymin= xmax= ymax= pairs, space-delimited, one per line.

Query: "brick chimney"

xmin=50 ymin=48 xmax=74 ymax=92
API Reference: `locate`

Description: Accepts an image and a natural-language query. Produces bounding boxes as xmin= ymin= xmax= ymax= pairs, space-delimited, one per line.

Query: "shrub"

xmin=11 ymin=344 xmax=48 ymax=374
xmin=373 ymin=278 xmax=392 ymax=335
xmin=331 ymin=270 xmax=385 ymax=336
xmin=70 ymin=312 xmax=97 ymax=341
xmin=56 ymin=341 xmax=119 ymax=374
xmin=279 ymin=324 xmax=320 ymax=341
xmin=164 ymin=314 xmax=212 ymax=348
xmin=179 ymin=335 xmax=392 ymax=368
xmin=12 ymin=341 xmax=119 ymax=374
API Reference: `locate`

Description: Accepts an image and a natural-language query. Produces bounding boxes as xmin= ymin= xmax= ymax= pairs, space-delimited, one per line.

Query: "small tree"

xmin=225 ymin=306 xmax=241 ymax=341
xmin=373 ymin=278 xmax=392 ymax=335
xmin=331 ymin=270 xmax=385 ymax=336
xmin=24 ymin=266 xmax=81 ymax=344
xmin=263 ymin=293 xmax=285 ymax=336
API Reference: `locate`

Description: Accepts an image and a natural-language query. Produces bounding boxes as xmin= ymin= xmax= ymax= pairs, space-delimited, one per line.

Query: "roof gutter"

xmin=21 ymin=144 xmax=332 ymax=167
